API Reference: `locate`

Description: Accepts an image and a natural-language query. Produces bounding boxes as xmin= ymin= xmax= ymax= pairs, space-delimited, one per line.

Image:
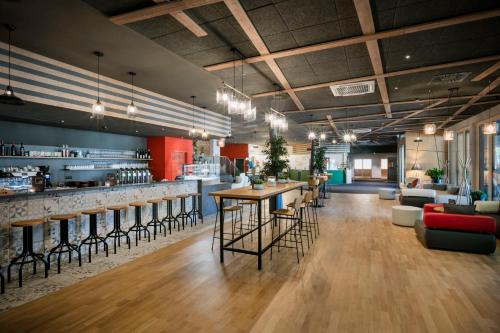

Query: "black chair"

xmin=48 ymin=213 xmax=82 ymax=274
xmin=176 ymin=194 xmax=193 ymax=229
xmin=105 ymin=205 xmax=131 ymax=254
xmin=162 ymin=196 xmax=180 ymax=233
xmin=146 ymin=198 xmax=167 ymax=240
xmin=7 ymin=219 xmax=49 ymax=287
xmin=79 ymin=208 xmax=109 ymax=263
xmin=128 ymin=202 xmax=151 ymax=246
xmin=187 ymin=193 xmax=203 ymax=225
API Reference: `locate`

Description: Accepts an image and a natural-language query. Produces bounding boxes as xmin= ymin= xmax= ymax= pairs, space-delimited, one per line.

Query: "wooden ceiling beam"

xmin=252 ymin=55 xmax=500 ymax=98
xmin=438 ymin=75 xmax=500 ymax=128
xmin=326 ymin=115 xmax=341 ymax=137
xmin=223 ymin=0 xmax=304 ymax=110
xmin=354 ymin=0 xmax=391 ymax=118
xmin=204 ymin=9 xmax=500 ymax=71
xmin=170 ymin=11 xmax=208 ymax=37
xmin=471 ymin=61 xmax=500 ymax=81
xmin=110 ymin=0 xmax=221 ymax=25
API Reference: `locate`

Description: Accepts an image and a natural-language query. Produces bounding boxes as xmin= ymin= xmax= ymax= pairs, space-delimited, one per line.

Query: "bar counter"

xmin=0 ymin=180 xmax=198 ymax=265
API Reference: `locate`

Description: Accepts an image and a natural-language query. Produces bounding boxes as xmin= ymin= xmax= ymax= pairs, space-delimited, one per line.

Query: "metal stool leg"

xmin=48 ymin=220 xmax=81 ymax=274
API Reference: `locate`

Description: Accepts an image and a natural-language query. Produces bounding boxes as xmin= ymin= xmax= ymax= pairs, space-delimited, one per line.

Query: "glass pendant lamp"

xmin=91 ymin=51 xmax=105 ymax=119
xmin=127 ymin=72 xmax=138 ymax=118
xmin=0 ymin=24 xmax=24 ymax=106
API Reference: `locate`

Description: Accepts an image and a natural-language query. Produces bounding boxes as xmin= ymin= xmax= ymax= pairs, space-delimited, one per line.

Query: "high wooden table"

xmin=209 ymin=181 xmax=306 ymax=270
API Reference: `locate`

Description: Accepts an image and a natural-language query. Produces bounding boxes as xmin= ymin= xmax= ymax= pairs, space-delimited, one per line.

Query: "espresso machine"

xmin=38 ymin=165 xmax=52 ymax=188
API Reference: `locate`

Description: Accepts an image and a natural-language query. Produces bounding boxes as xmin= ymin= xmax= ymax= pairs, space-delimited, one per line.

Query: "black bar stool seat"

xmin=79 ymin=208 xmax=109 ymax=263
xmin=48 ymin=213 xmax=82 ymax=274
xmin=162 ymin=196 xmax=180 ymax=233
xmin=128 ymin=201 xmax=150 ymax=246
xmin=187 ymin=193 xmax=203 ymax=226
xmin=105 ymin=205 xmax=131 ymax=254
xmin=176 ymin=194 xmax=192 ymax=229
xmin=146 ymin=198 xmax=167 ymax=240
xmin=8 ymin=219 xmax=49 ymax=287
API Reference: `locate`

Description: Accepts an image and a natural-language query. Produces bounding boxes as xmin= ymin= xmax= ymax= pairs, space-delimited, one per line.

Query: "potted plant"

xmin=425 ymin=168 xmax=444 ymax=183
xmin=313 ymin=146 xmax=327 ymax=174
xmin=470 ymin=190 xmax=487 ymax=202
xmin=277 ymin=175 xmax=288 ymax=184
xmin=253 ymin=178 xmax=265 ymax=190
xmin=262 ymin=135 xmax=290 ymax=178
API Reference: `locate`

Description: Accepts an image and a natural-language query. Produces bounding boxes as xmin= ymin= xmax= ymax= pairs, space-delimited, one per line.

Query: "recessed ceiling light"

xmin=135 ymin=130 xmax=139 ymax=133
xmin=61 ymin=120 xmax=65 ymax=123
xmin=394 ymin=86 xmax=398 ymax=90
xmin=405 ymin=54 xmax=411 ymax=60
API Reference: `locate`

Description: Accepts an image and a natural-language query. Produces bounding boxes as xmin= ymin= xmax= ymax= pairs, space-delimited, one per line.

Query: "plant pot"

xmin=254 ymin=184 xmax=265 ymax=190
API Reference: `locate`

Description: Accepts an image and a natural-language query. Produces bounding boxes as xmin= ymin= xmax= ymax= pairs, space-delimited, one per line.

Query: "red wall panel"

xmin=220 ymin=143 xmax=249 ymax=172
xmin=147 ymin=136 xmax=193 ymax=181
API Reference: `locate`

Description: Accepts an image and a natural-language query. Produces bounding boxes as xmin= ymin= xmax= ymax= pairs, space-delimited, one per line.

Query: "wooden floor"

xmin=0 ymin=193 xmax=499 ymax=333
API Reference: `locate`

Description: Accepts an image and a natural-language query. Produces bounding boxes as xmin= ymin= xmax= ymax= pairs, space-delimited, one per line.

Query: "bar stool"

xmin=239 ymin=200 xmax=258 ymax=241
xmin=287 ymin=191 xmax=314 ymax=248
xmin=146 ymin=198 xmax=167 ymax=240
xmin=48 ymin=213 xmax=82 ymax=274
xmin=176 ymin=194 xmax=192 ymax=229
xmin=105 ymin=205 xmax=131 ymax=254
xmin=162 ymin=196 xmax=180 ymax=233
xmin=270 ymin=196 xmax=304 ymax=263
xmin=128 ymin=202 xmax=151 ymax=246
xmin=211 ymin=195 xmax=244 ymax=251
xmin=187 ymin=193 xmax=203 ymax=226
xmin=7 ymin=219 xmax=49 ymax=287
xmin=311 ymin=188 xmax=320 ymax=236
xmin=79 ymin=208 xmax=109 ymax=263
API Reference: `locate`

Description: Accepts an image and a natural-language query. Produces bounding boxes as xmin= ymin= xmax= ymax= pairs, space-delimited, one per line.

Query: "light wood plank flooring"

xmin=0 ymin=193 xmax=498 ymax=333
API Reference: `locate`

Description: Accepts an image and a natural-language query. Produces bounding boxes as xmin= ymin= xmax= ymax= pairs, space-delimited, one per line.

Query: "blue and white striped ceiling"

xmin=0 ymin=41 xmax=231 ymax=137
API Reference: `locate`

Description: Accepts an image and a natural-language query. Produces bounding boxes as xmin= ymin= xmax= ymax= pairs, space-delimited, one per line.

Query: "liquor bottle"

xmin=136 ymin=149 xmax=140 ymax=159
xmin=19 ymin=143 xmax=25 ymax=156
xmin=10 ymin=143 xmax=16 ymax=157
xmin=0 ymin=140 xmax=4 ymax=156
xmin=147 ymin=149 xmax=151 ymax=159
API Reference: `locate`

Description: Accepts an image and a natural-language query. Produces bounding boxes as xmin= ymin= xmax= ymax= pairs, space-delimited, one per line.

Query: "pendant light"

xmin=411 ymin=131 xmax=423 ymax=171
xmin=443 ymin=130 xmax=455 ymax=141
xmin=423 ymin=123 xmax=436 ymax=135
xmin=308 ymin=131 xmax=316 ymax=140
xmin=319 ymin=133 xmax=326 ymax=141
xmin=332 ymin=139 xmax=337 ymax=144
xmin=0 ymin=24 xmax=24 ymax=106
xmin=188 ymin=96 xmax=197 ymax=137
xmin=91 ymin=51 xmax=105 ymax=119
xmin=482 ymin=80 xmax=497 ymax=135
xmin=201 ymin=107 xmax=208 ymax=139
xmin=127 ymin=71 xmax=138 ymax=118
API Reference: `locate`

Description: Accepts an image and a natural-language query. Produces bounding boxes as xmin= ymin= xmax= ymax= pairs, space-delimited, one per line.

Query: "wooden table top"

xmin=209 ymin=181 xmax=306 ymax=200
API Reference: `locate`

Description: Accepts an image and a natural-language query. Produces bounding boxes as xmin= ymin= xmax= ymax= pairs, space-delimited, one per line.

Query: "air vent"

xmin=353 ymin=128 xmax=371 ymax=134
xmin=330 ymin=81 xmax=375 ymax=96
xmin=431 ymin=72 xmax=471 ymax=84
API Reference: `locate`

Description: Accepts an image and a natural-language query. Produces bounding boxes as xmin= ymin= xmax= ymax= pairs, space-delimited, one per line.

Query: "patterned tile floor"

xmin=0 ymin=215 xmax=218 ymax=313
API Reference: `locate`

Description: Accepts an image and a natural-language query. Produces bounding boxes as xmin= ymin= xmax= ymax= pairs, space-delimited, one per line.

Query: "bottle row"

xmin=0 ymin=141 xmax=26 ymax=157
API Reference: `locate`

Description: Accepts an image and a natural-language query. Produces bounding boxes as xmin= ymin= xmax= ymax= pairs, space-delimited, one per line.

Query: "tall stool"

xmin=79 ymin=208 xmax=109 ymax=263
xmin=162 ymin=196 xmax=179 ymax=233
xmin=128 ymin=202 xmax=151 ymax=246
xmin=287 ymin=192 xmax=313 ymax=249
xmin=270 ymin=196 xmax=304 ymax=263
xmin=105 ymin=205 xmax=131 ymax=254
xmin=187 ymin=193 xmax=203 ymax=225
xmin=211 ymin=195 xmax=244 ymax=251
xmin=7 ymin=219 xmax=48 ymax=287
xmin=48 ymin=213 xmax=82 ymax=274
xmin=239 ymin=200 xmax=257 ymax=241
xmin=176 ymin=194 xmax=192 ymax=229
xmin=311 ymin=188 xmax=320 ymax=236
xmin=146 ymin=198 xmax=167 ymax=240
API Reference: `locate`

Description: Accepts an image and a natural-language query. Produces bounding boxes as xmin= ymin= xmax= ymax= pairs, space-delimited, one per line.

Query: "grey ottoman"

xmin=379 ymin=188 xmax=396 ymax=200
xmin=392 ymin=205 xmax=422 ymax=227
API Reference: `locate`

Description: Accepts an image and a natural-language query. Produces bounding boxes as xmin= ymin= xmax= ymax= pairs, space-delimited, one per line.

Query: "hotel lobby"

xmin=0 ymin=0 xmax=499 ymax=332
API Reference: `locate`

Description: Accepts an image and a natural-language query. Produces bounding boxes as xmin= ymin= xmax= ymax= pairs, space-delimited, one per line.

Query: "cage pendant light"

xmin=127 ymin=72 xmax=138 ymax=118
xmin=483 ymin=81 xmax=497 ymax=135
xmin=0 ymin=24 xmax=24 ymax=106
xmin=188 ymin=96 xmax=197 ymax=137
xmin=91 ymin=51 xmax=105 ymax=119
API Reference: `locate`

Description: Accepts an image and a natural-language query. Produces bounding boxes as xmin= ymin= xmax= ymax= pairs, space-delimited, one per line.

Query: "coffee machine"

xmin=38 ymin=165 xmax=52 ymax=188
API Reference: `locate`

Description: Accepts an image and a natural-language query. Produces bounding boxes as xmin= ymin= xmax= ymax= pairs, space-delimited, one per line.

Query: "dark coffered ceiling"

xmin=2 ymin=0 xmax=500 ymax=144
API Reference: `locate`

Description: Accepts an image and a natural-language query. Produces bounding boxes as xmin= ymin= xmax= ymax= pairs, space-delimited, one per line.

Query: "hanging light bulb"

xmin=319 ymin=133 xmax=326 ymax=141
xmin=483 ymin=122 xmax=497 ymax=135
xmin=201 ymin=107 xmax=209 ymax=139
xmin=91 ymin=51 xmax=105 ymax=119
xmin=443 ymin=130 xmax=455 ymax=141
xmin=424 ymin=123 xmax=436 ymax=135
xmin=343 ymin=133 xmax=351 ymax=142
xmin=332 ymin=139 xmax=337 ymax=144
xmin=0 ymin=25 xmax=24 ymax=106
xmin=308 ymin=131 xmax=316 ymax=140
xmin=188 ymin=96 xmax=198 ymax=137
xmin=127 ymin=72 xmax=138 ymax=118
xmin=350 ymin=133 xmax=357 ymax=142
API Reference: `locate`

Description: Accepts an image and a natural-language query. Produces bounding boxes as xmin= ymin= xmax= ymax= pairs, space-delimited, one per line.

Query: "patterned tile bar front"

xmin=0 ymin=181 xmax=197 ymax=265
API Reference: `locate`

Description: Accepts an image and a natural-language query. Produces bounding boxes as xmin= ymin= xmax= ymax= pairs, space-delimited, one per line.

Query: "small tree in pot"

xmin=313 ymin=146 xmax=327 ymax=174
xmin=425 ymin=168 xmax=444 ymax=183
xmin=262 ymin=135 xmax=289 ymax=178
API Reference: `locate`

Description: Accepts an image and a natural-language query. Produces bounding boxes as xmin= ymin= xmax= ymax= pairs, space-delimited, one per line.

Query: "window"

xmin=363 ymin=159 xmax=372 ymax=169
xmin=479 ymin=125 xmax=490 ymax=195
xmin=381 ymin=159 xmax=388 ymax=170
xmin=354 ymin=159 xmax=372 ymax=169
xmin=354 ymin=159 xmax=363 ymax=170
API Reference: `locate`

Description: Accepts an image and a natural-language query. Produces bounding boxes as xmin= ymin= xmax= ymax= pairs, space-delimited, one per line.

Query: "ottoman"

xmin=392 ymin=205 xmax=422 ymax=227
xmin=379 ymin=188 xmax=396 ymax=200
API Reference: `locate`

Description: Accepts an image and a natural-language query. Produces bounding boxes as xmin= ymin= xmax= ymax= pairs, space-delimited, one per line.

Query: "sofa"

xmin=475 ymin=201 xmax=500 ymax=239
xmin=399 ymin=182 xmax=468 ymax=207
xmin=414 ymin=203 xmax=497 ymax=254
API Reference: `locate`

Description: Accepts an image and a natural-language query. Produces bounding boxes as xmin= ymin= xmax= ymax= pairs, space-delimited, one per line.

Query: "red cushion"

xmin=423 ymin=212 xmax=496 ymax=233
xmin=424 ymin=203 xmax=443 ymax=213
xmin=411 ymin=179 xmax=418 ymax=188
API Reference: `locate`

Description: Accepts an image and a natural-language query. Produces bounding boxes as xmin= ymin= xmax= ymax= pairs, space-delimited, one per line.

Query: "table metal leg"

xmin=257 ymin=200 xmax=262 ymax=270
xmin=219 ymin=198 xmax=224 ymax=263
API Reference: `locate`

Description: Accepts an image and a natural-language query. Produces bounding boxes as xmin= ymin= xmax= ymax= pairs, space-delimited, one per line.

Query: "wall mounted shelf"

xmin=0 ymin=156 xmax=151 ymax=161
